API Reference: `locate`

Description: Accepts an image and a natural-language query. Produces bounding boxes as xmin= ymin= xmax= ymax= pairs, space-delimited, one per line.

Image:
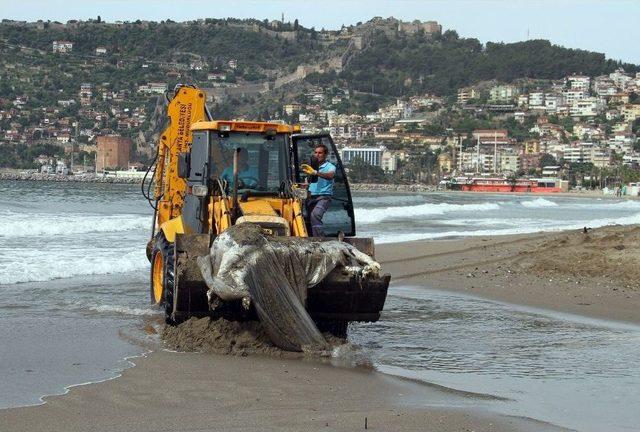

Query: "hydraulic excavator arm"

xmin=154 ymin=86 xmax=208 ymax=232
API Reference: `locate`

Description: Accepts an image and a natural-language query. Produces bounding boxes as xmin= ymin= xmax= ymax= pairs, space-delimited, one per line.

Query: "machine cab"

xmin=292 ymin=133 xmax=356 ymax=237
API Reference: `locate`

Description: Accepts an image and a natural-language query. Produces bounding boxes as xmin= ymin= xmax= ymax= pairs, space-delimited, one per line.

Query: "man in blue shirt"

xmin=221 ymin=148 xmax=259 ymax=189
xmin=300 ymin=144 xmax=336 ymax=236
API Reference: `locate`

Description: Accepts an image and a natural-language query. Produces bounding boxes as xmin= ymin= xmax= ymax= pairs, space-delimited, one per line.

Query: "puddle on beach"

xmin=346 ymin=286 xmax=640 ymax=432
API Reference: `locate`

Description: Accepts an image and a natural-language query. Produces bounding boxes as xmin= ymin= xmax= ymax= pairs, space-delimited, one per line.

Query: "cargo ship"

xmin=447 ymin=177 xmax=567 ymax=193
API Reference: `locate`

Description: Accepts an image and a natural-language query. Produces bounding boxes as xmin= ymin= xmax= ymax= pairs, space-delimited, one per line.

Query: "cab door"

xmin=291 ymin=133 xmax=355 ymax=237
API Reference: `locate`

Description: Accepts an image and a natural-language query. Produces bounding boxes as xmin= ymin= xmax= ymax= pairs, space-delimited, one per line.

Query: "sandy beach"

xmin=378 ymin=224 xmax=640 ymax=324
xmin=1 ymin=349 xmax=566 ymax=432
xmin=2 ymin=224 xmax=638 ymax=431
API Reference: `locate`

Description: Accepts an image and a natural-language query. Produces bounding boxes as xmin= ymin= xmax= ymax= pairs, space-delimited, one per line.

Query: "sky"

xmin=1 ymin=0 xmax=639 ymax=64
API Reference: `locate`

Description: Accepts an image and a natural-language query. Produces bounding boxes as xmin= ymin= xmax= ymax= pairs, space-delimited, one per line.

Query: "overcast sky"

xmin=2 ymin=0 xmax=638 ymax=64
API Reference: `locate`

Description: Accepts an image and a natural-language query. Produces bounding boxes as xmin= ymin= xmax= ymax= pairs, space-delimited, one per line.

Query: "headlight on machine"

xmin=191 ymin=185 xmax=208 ymax=197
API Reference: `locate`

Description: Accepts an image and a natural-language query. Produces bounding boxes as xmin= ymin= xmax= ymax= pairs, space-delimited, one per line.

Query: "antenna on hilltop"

xmin=281 ymin=12 xmax=284 ymax=23
xmin=527 ymin=28 xmax=530 ymax=40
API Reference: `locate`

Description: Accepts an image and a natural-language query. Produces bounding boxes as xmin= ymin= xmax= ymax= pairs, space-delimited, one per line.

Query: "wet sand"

xmin=1 ymin=349 xmax=565 ymax=432
xmin=4 ymin=225 xmax=636 ymax=431
xmin=378 ymin=224 xmax=640 ymax=324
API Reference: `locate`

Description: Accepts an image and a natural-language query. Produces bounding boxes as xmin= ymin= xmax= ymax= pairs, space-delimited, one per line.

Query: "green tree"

xmin=539 ymin=153 xmax=557 ymax=167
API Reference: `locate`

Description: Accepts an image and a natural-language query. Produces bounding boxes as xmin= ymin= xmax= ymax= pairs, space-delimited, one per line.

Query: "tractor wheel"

xmin=150 ymin=233 xmax=176 ymax=324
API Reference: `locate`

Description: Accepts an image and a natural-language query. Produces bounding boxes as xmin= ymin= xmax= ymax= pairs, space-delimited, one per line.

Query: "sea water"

xmin=349 ymin=287 xmax=640 ymax=432
xmin=1 ymin=180 xmax=640 ymax=431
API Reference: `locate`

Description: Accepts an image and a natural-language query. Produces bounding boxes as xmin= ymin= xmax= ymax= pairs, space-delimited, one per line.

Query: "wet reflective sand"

xmin=349 ymin=286 xmax=640 ymax=432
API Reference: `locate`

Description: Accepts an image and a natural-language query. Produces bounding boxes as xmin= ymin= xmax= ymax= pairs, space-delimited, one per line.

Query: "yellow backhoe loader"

xmin=144 ymin=85 xmax=389 ymax=338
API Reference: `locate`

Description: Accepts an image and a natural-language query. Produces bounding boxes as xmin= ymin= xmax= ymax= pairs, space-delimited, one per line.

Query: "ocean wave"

xmin=569 ymin=200 xmax=640 ymax=210
xmin=521 ymin=198 xmax=558 ymax=208
xmin=0 ymin=213 xmax=149 ymax=238
xmin=85 ymin=304 xmax=158 ymax=316
xmin=372 ymin=212 xmax=640 ymax=244
xmin=352 ymin=194 xmax=425 ymax=207
xmin=355 ymin=202 xmax=500 ymax=225
xmin=437 ymin=218 xmax=538 ymax=228
xmin=0 ymin=249 xmax=147 ymax=285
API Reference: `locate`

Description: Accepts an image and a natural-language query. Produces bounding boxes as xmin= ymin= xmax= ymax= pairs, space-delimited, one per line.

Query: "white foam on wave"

xmin=0 ymin=212 xmax=149 ymax=238
xmin=372 ymin=212 xmax=640 ymax=244
xmin=521 ymin=198 xmax=558 ymax=208
xmin=437 ymin=218 xmax=537 ymax=228
xmin=568 ymin=200 xmax=640 ymax=210
xmin=85 ymin=304 xmax=158 ymax=316
xmin=353 ymin=194 xmax=424 ymax=206
xmin=355 ymin=202 xmax=500 ymax=225
xmin=0 ymin=249 xmax=148 ymax=285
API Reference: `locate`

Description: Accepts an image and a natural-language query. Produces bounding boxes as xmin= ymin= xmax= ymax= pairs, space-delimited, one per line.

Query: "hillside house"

xmin=52 ymin=40 xmax=73 ymax=53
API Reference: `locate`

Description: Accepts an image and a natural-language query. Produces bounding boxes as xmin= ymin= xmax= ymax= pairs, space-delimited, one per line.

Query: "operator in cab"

xmin=221 ymin=148 xmax=259 ymax=189
xmin=300 ymin=144 xmax=335 ymax=237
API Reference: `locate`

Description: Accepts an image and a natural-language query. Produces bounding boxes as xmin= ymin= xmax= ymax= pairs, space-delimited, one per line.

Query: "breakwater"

xmin=0 ymin=172 xmax=437 ymax=190
xmin=0 ymin=172 xmax=142 ymax=184
xmin=349 ymin=182 xmax=437 ymax=193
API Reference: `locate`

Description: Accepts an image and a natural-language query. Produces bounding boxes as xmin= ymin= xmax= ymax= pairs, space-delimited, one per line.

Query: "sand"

xmin=378 ymin=224 xmax=640 ymax=324
xmin=1 ymin=350 xmax=563 ymax=432
xmin=4 ymin=225 xmax=637 ymax=431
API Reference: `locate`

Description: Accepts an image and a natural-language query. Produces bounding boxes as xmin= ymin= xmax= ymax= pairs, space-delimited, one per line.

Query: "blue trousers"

xmin=306 ymin=195 xmax=332 ymax=237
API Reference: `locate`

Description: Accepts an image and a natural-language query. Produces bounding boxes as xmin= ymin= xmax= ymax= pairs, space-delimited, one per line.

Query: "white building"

xmin=567 ymin=75 xmax=591 ymax=91
xmin=381 ymin=150 xmax=400 ymax=172
xmin=138 ymin=82 xmax=168 ymax=94
xmin=594 ymin=76 xmax=617 ymax=97
xmin=489 ymin=85 xmax=518 ymax=102
xmin=500 ymin=154 xmax=520 ymax=172
xmin=570 ymin=97 xmax=603 ymax=117
xmin=562 ymin=143 xmax=610 ymax=166
xmin=544 ymin=94 xmax=563 ymax=112
xmin=529 ymin=92 xmax=545 ymax=107
xmin=610 ymin=68 xmax=632 ymax=90
xmin=621 ymin=104 xmax=640 ymax=122
xmin=341 ymin=147 xmax=384 ymax=166
xmin=563 ymin=89 xmax=587 ymax=104
xmin=95 ymin=46 xmax=107 ymax=55
xmin=52 ymin=40 xmax=73 ymax=53
xmin=517 ymin=94 xmax=529 ymax=107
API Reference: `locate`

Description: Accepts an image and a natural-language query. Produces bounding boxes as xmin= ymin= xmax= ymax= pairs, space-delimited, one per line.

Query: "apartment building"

xmin=457 ymin=87 xmax=478 ymax=104
xmin=570 ymin=97 xmax=603 ymax=117
xmin=489 ymin=85 xmax=518 ymax=102
xmin=567 ymin=75 xmax=591 ymax=91
xmin=341 ymin=146 xmax=384 ymax=166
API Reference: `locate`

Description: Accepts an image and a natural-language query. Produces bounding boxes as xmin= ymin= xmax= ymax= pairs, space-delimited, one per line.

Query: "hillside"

xmin=1 ymin=16 xmax=638 ymax=170
xmin=2 ymin=17 xmax=636 ymax=104
xmin=342 ymin=31 xmax=638 ymax=96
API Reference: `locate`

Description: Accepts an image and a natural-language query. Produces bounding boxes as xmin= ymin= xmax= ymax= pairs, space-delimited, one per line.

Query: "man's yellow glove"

xmin=300 ymin=163 xmax=317 ymax=176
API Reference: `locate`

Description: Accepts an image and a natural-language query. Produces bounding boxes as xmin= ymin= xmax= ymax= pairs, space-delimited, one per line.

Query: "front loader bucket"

xmin=169 ymin=233 xmax=390 ymax=336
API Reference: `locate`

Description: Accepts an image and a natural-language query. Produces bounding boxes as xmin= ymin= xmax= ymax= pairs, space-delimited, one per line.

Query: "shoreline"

xmin=0 ymin=349 xmax=564 ymax=432
xmin=0 ymin=173 xmax=621 ymax=199
xmin=377 ymin=224 xmax=640 ymax=325
xmin=0 ymin=171 xmax=143 ymax=184
xmin=2 ymin=225 xmax=638 ymax=430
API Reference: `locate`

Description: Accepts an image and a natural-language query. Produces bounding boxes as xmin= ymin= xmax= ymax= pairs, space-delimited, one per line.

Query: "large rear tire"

xmin=150 ymin=233 xmax=176 ymax=323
